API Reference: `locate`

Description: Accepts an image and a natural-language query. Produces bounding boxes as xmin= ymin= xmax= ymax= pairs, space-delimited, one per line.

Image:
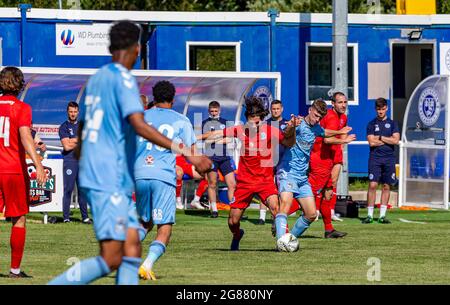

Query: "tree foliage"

xmin=1 ymin=0 xmax=449 ymax=14
xmin=247 ymin=0 xmax=396 ymax=14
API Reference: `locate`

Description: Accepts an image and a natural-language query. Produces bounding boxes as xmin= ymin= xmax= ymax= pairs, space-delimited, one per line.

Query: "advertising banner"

xmin=28 ymin=159 xmax=64 ymax=212
xmin=56 ymin=23 xmax=112 ymax=56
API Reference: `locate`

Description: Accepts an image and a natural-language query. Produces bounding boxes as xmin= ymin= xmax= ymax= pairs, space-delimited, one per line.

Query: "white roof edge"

xmin=16 ymin=66 xmax=281 ymax=79
xmin=0 ymin=8 xmax=21 ymax=18
xmin=2 ymin=8 xmax=450 ymax=25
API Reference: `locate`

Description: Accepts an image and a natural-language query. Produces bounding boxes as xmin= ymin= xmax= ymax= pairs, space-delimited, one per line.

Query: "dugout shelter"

xmin=399 ymin=74 xmax=450 ymax=209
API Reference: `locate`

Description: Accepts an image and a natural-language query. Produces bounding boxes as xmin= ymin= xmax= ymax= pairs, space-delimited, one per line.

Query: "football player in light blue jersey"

xmin=275 ymin=99 xmax=354 ymax=247
xmin=49 ymin=21 xmax=211 ymax=285
xmin=135 ymin=80 xmax=199 ymax=280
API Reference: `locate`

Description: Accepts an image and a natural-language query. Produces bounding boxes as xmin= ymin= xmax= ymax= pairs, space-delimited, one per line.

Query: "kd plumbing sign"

xmin=56 ymin=23 xmax=113 ymax=56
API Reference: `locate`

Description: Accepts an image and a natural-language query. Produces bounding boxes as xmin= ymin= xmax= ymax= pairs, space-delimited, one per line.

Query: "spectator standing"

xmin=59 ymin=101 xmax=91 ymax=224
xmin=362 ymin=98 xmax=400 ymax=224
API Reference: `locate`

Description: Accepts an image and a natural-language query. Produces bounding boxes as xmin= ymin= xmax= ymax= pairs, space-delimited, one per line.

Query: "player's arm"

xmin=19 ymin=127 xmax=46 ymax=185
xmin=380 ymin=132 xmax=400 ymax=145
xmin=129 ymin=113 xmax=212 ymax=173
xmin=280 ymin=115 xmax=299 ymax=147
xmin=324 ymin=134 xmax=356 ymax=145
xmin=324 ymin=126 xmax=352 ymax=137
xmin=367 ymin=134 xmax=384 ymax=147
xmin=60 ymin=137 xmax=78 ymax=151
xmin=34 ymin=134 xmax=47 ymax=151
xmin=197 ymin=129 xmax=226 ymax=142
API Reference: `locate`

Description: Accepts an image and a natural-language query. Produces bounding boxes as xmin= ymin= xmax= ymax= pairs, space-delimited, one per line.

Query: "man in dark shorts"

xmin=362 ymin=97 xmax=400 ymax=224
xmin=198 ymin=101 xmax=236 ymax=218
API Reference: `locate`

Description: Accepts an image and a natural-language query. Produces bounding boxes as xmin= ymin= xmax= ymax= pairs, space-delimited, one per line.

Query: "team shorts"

xmin=368 ymin=157 xmax=397 ymax=185
xmin=333 ymin=147 xmax=343 ymax=164
xmin=230 ymin=180 xmax=278 ymax=210
xmin=211 ymin=157 xmax=235 ymax=177
xmin=176 ymin=156 xmax=194 ymax=178
xmin=135 ymin=179 xmax=175 ymax=225
xmin=277 ymin=171 xmax=313 ymax=199
xmin=81 ymin=188 xmax=140 ymax=242
xmin=0 ymin=174 xmax=30 ymax=218
xmin=308 ymin=159 xmax=333 ymax=197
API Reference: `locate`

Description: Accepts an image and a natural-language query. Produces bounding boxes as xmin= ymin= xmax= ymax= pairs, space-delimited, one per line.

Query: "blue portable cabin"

xmin=1 ymin=7 xmax=450 ymax=176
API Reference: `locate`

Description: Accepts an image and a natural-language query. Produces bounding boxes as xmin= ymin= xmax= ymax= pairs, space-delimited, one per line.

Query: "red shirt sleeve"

xmin=18 ymin=103 xmax=32 ymax=128
xmin=223 ymin=125 xmax=238 ymax=138
xmin=323 ymin=112 xmax=339 ymax=131
xmin=268 ymin=125 xmax=284 ymax=144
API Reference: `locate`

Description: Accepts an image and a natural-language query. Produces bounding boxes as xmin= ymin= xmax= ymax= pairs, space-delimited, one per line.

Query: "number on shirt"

xmin=0 ymin=116 xmax=10 ymax=147
xmin=82 ymin=95 xmax=104 ymax=143
xmin=143 ymin=124 xmax=175 ymax=152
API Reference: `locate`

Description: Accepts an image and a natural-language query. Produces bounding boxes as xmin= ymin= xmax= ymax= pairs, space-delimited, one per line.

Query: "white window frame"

xmin=186 ymin=41 xmax=241 ymax=72
xmin=305 ymin=42 xmax=359 ymax=105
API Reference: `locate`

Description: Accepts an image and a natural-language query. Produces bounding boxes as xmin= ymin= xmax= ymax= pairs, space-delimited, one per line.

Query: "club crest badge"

xmin=418 ymin=87 xmax=441 ymax=126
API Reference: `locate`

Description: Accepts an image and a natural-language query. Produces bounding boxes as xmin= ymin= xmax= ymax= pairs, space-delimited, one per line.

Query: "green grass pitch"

xmin=1 ymin=208 xmax=449 ymax=284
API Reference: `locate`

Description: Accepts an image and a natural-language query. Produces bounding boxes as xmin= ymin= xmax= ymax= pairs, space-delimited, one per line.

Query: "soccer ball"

xmin=276 ymin=233 xmax=299 ymax=252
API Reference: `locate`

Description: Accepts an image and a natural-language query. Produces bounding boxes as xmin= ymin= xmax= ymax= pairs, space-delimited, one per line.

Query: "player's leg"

xmin=10 ymin=216 xmax=28 ymax=278
xmin=116 ymin=200 xmax=143 ymax=285
xmin=49 ymin=189 xmax=130 ymax=284
xmin=321 ymin=187 xmax=347 ymax=238
xmin=3 ymin=174 xmax=31 ymax=278
xmin=228 ymin=183 xmax=251 ymax=251
xmin=139 ymin=180 xmax=175 ymax=279
xmin=309 ymin=171 xmax=334 ymax=233
xmin=228 ymin=208 xmax=245 ymax=251
xmin=205 ymin=169 xmax=219 ymax=212
xmin=221 ymin=161 xmax=236 ymax=218
xmin=192 ymin=178 xmax=208 ymax=203
xmin=258 ymin=203 xmax=267 ymax=225
xmin=62 ymin=160 xmax=77 ymax=222
xmin=378 ymin=161 xmax=396 ymax=224
xmin=291 ymin=196 xmax=317 ymax=238
xmin=221 ymin=159 xmax=236 ymax=202
xmin=175 ymin=165 xmax=184 ymax=209
xmin=330 ymin=164 xmax=342 ymax=221
xmin=73 ymin=163 xmax=91 ymax=223
xmin=275 ymin=192 xmax=294 ymax=239
xmin=140 ymin=224 xmax=171 ymax=281
xmin=190 ymin=164 xmax=209 ymax=208
xmin=364 ymin=158 xmax=381 ymax=223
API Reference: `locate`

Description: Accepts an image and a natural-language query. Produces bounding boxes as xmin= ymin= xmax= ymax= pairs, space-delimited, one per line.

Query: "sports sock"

xmin=116 ymin=256 xmax=141 ymax=285
xmin=196 ymin=179 xmax=209 ymax=197
xmin=368 ymin=206 xmax=374 ymax=218
xmin=193 ymin=195 xmax=201 ymax=202
xmin=138 ymin=225 xmax=149 ymax=242
xmin=142 ymin=241 xmax=166 ymax=271
xmin=259 ymin=209 xmax=267 ymax=221
xmin=275 ymin=214 xmax=288 ymax=239
xmin=291 ymin=215 xmax=312 ymax=238
xmin=210 ymin=201 xmax=218 ymax=212
xmin=229 ymin=222 xmax=241 ymax=239
xmin=330 ymin=187 xmax=337 ymax=211
xmin=320 ymin=198 xmax=334 ymax=232
xmin=380 ymin=205 xmax=388 ymax=218
xmin=176 ymin=179 xmax=182 ymax=198
xmin=48 ymin=256 xmax=110 ymax=285
xmin=10 ymin=227 xmax=26 ymax=271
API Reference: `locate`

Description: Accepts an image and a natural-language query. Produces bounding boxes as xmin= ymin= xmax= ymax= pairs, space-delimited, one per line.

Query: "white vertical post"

xmin=43 ymin=212 xmax=48 ymax=224
xmin=332 ymin=0 xmax=349 ymax=196
xmin=398 ymin=142 xmax=404 ymax=207
xmin=444 ymin=77 xmax=450 ymax=209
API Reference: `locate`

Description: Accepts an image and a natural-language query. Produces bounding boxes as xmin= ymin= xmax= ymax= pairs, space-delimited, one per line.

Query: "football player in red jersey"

xmin=202 ymin=96 xmax=298 ymax=250
xmin=308 ymin=92 xmax=355 ymax=238
xmin=0 ymin=67 xmax=47 ymax=278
